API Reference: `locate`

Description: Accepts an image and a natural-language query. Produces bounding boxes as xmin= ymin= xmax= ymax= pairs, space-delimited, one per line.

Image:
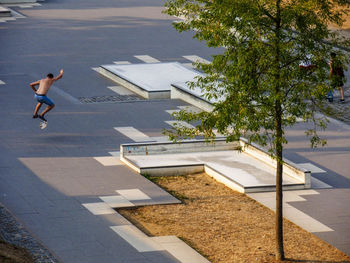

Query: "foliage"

xmin=164 ymin=0 xmax=350 ymax=260
xmin=164 ymin=0 xmax=350 ymax=154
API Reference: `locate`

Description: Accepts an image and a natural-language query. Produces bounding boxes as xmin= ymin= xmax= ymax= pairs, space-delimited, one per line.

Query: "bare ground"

xmin=119 ymin=173 xmax=350 ymax=263
xmin=0 ymin=240 xmax=34 ymax=263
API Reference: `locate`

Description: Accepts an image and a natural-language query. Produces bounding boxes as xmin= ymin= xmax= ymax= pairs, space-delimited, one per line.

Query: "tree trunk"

xmin=274 ymin=0 xmax=285 ymax=260
xmin=275 ymin=116 xmax=284 ymax=260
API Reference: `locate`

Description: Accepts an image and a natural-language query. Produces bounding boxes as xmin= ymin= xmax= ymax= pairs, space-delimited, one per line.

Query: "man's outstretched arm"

xmin=53 ymin=69 xmax=64 ymax=81
xmin=29 ymin=80 xmax=40 ymax=92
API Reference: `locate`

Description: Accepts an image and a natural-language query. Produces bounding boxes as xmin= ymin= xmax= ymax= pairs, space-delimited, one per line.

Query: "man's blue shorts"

xmin=34 ymin=94 xmax=54 ymax=106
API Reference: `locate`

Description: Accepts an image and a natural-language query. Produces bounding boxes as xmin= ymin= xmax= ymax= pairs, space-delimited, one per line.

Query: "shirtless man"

xmin=30 ymin=69 xmax=64 ymax=122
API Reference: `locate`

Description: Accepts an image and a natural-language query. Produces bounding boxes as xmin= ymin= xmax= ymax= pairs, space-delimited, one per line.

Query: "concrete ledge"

xmin=120 ymin=139 xmax=240 ymax=156
xmin=99 ymin=65 xmax=170 ymax=99
xmin=99 ymin=66 xmax=154 ymax=99
xmin=0 ymin=6 xmax=11 ymax=17
xmin=120 ymin=139 xmax=311 ymax=193
xmin=98 ymin=63 xmax=202 ymax=100
xmin=204 ymin=164 xmax=245 ymax=193
xmin=203 ymin=165 xmax=303 ymax=193
xmin=171 ymin=84 xmax=213 ymax=112
xmin=239 ymin=138 xmax=311 ymax=188
xmin=140 ymin=164 xmax=204 ymax=177
xmin=0 ymin=0 xmax=36 ymax=3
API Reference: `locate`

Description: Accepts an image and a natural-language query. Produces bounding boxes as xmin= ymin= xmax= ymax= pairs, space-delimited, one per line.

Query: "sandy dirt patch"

xmin=119 ymin=173 xmax=350 ymax=263
xmin=0 ymin=240 xmax=34 ymax=263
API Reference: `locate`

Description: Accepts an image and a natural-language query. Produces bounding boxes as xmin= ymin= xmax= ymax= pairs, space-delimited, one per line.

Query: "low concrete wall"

xmin=239 ymin=139 xmax=311 ymax=187
xmin=120 ymin=139 xmax=240 ymax=156
xmin=141 ymin=164 xmax=204 ymax=177
xmin=204 ymin=165 xmax=245 ymax=193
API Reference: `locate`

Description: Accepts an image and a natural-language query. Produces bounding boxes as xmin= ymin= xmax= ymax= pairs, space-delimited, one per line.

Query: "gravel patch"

xmin=0 ymin=203 xmax=59 ymax=263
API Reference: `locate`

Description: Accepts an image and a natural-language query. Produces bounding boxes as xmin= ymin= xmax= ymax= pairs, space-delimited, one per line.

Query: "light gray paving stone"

xmin=94 ymin=156 xmax=123 ymax=166
xmin=113 ymin=61 xmax=131 ymax=65
xmin=82 ymin=202 xmax=117 ymax=215
xmin=134 ymin=55 xmax=161 ymax=63
xmin=110 ymin=225 xmax=164 ymax=252
xmin=98 ymin=212 xmax=132 ymax=226
xmin=151 ymin=236 xmax=210 ymax=263
xmin=99 ymin=195 xmax=135 ymax=208
xmin=117 ymin=189 xmax=151 ymax=201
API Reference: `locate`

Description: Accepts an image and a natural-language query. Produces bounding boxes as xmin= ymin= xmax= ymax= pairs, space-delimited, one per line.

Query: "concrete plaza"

xmin=1 ymin=0 xmax=350 ymax=262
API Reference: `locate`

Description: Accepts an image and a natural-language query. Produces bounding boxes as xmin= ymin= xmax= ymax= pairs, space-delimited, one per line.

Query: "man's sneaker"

xmin=33 ymin=114 xmax=38 ymax=119
xmin=340 ymin=99 xmax=345 ymax=103
xmin=39 ymin=115 xmax=47 ymax=122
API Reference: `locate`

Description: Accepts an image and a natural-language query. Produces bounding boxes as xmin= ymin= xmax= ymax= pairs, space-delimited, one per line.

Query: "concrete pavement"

xmin=1 ymin=0 xmax=350 ymax=261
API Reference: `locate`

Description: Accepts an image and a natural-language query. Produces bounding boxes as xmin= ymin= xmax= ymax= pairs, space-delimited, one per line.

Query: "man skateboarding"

xmin=30 ymin=69 xmax=64 ymax=123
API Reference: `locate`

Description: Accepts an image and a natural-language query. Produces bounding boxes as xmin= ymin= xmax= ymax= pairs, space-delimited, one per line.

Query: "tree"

xmin=164 ymin=0 xmax=350 ymax=260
